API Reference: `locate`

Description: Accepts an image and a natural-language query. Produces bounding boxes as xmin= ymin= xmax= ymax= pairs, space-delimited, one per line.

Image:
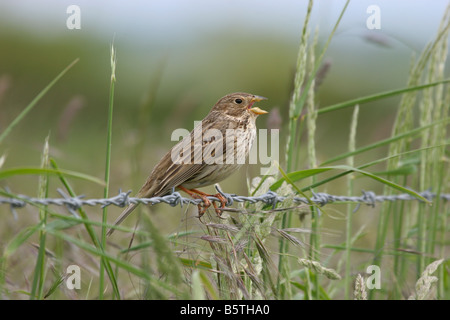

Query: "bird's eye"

xmin=235 ymin=98 xmax=243 ymax=104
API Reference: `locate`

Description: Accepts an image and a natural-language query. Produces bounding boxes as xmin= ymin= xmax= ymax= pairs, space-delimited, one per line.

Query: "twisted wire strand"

xmin=0 ymin=186 xmax=448 ymax=218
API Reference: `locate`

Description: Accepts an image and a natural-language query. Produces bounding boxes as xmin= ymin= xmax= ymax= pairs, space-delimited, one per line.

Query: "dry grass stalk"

xmin=298 ymin=258 xmax=341 ymax=280
xmin=354 ymin=274 xmax=367 ymax=300
xmin=408 ymin=258 xmax=444 ymax=300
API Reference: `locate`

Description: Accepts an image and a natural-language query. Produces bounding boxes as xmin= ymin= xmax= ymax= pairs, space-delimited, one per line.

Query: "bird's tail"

xmin=106 ymin=202 xmax=140 ymax=236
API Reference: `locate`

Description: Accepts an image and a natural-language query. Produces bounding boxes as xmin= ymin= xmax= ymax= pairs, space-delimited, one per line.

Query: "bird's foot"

xmin=178 ymin=186 xmax=227 ymax=219
xmin=211 ymin=192 xmax=227 ymax=218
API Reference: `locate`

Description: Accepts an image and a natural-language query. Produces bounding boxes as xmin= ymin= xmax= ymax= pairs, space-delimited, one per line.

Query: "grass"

xmin=0 ymin=0 xmax=449 ymax=300
xmin=99 ymin=43 xmax=117 ymax=300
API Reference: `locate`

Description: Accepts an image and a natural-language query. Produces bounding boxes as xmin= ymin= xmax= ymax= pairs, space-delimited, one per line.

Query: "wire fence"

xmin=1 ymin=186 xmax=449 ymax=218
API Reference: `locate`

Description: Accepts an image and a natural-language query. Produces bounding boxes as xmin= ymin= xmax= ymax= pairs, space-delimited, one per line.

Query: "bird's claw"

xmin=178 ymin=186 xmax=228 ymax=220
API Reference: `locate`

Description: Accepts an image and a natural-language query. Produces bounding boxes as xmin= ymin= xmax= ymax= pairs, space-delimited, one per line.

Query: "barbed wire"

xmin=0 ymin=186 xmax=449 ymax=219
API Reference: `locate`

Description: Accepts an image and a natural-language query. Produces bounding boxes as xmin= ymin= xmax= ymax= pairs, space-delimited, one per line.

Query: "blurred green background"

xmin=0 ymin=0 xmax=448 ymax=231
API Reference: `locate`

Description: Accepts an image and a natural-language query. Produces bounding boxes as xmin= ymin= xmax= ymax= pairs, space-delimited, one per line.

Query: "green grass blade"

xmin=301 ymin=143 xmax=448 ymax=193
xmin=286 ymin=0 xmax=350 ymax=171
xmin=271 ymin=165 xmax=430 ymax=203
xmin=48 ymin=230 xmax=182 ymax=296
xmin=0 ymin=59 xmax=79 ymax=145
xmin=3 ymin=222 xmax=43 ymax=258
xmin=344 ymin=105 xmax=359 ymax=299
xmin=371 ymin=164 xmax=417 ymax=177
xmin=285 ymin=0 xmax=313 ymax=172
xmin=30 ymin=136 xmax=50 ymax=300
xmin=270 ymin=167 xmax=335 ymax=191
xmin=49 ymin=158 xmax=120 ymax=299
xmin=99 ymin=43 xmax=117 ymax=299
xmin=121 ymin=230 xmax=197 ymax=253
xmin=191 ymin=270 xmax=206 ymax=300
xmin=0 ymin=167 xmax=105 ymax=186
xmin=292 ymin=0 xmax=350 ymax=119
xmin=339 ymin=165 xmax=430 ymax=203
xmin=318 ymin=79 xmax=450 ymax=115
xmin=43 ymin=273 xmax=65 ymax=299
xmin=320 ymin=117 xmax=450 ymax=166
xmin=179 ymin=258 xmax=213 ymax=271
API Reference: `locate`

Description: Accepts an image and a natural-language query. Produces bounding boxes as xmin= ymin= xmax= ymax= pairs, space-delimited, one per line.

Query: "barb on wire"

xmin=0 ymin=186 xmax=449 ymax=218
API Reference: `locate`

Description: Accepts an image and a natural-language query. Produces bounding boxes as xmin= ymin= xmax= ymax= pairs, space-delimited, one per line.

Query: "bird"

xmin=107 ymin=92 xmax=267 ymax=236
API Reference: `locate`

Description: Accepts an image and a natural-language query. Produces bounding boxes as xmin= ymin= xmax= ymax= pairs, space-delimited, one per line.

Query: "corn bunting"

xmin=107 ymin=92 xmax=267 ymax=235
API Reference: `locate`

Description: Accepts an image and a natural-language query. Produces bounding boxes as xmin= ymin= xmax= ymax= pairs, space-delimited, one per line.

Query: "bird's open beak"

xmin=249 ymin=95 xmax=268 ymax=115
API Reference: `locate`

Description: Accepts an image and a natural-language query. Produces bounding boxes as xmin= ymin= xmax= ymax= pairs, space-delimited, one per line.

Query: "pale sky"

xmin=0 ymin=0 xmax=448 ymax=49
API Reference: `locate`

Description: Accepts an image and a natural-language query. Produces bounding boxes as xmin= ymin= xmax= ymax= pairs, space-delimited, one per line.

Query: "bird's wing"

xmin=138 ymin=119 xmax=227 ymax=197
xmin=107 ymin=130 xmax=230 ymax=236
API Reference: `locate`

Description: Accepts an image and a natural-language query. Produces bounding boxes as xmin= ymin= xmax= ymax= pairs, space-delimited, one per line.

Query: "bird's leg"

xmin=189 ymin=189 xmax=228 ymax=218
xmin=178 ymin=186 xmax=228 ymax=218
xmin=178 ymin=186 xmax=211 ymax=218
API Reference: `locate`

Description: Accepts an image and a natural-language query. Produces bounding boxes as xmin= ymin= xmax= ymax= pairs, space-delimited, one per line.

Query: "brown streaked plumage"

xmin=107 ymin=92 xmax=267 ymax=236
